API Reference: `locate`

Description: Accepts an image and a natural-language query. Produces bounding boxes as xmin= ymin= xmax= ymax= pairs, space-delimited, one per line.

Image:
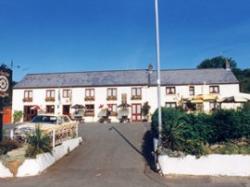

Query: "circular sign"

xmin=0 ymin=75 xmax=9 ymax=92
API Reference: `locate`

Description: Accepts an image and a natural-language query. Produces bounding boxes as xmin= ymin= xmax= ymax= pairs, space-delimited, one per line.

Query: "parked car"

xmin=14 ymin=114 xmax=77 ymax=142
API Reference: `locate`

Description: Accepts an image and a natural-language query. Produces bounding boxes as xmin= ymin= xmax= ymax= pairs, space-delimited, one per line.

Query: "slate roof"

xmin=14 ymin=68 xmax=239 ymax=89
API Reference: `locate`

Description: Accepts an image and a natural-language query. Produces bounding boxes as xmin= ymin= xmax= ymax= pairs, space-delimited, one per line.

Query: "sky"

xmin=0 ymin=0 xmax=250 ymax=81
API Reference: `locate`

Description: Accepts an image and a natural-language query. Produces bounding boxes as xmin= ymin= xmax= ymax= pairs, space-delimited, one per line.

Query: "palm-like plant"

xmin=25 ymin=126 xmax=52 ymax=158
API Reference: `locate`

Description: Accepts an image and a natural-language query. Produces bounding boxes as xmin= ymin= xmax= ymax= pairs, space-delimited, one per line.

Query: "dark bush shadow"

xmin=141 ymin=130 xmax=157 ymax=171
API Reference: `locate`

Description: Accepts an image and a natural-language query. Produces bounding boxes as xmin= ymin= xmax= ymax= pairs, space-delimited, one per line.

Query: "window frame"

xmin=166 ymin=86 xmax=176 ymax=95
xmin=209 ymin=85 xmax=220 ymax=94
xmin=45 ymin=90 xmax=55 ymax=102
xmin=63 ymin=89 xmax=71 ymax=98
xmin=85 ymin=88 xmax=95 ymax=101
xmin=46 ymin=105 xmax=55 ymax=114
xmin=107 ymin=88 xmax=117 ymax=100
xmin=189 ymin=86 xmax=195 ymax=96
xmin=165 ymin=102 xmax=177 ymax=108
xmin=23 ymin=90 xmax=33 ymax=102
xmin=131 ymin=87 xmax=142 ymax=100
xmin=85 ymin=104 xmax=95 ymax=116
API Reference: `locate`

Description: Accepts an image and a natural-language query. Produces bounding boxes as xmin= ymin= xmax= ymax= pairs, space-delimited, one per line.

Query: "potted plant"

xmin=141 ymin=102 xmax=151 ymax=122
xmin=98 ymin=105 xmax=111 ymax=123
xmin=118 ymin=102 xmax=130 ymax=123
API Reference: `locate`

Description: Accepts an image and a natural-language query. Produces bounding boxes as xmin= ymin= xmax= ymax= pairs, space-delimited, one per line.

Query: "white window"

xmin=132 ymin=88 xmax=141 ymax=96
xmin=166 ymin=87 xmax=176 ymax=95
xmin=209 ymin=102 xmax=219 ymax=111
xmin=209 ymin=86 xmax=219 ymax=94
xmin=107 ymin=88 xmax=117 ymax=98
xmin=46 ymin=90 xmax=55 ymax=98
xmin=63 ymin=89 xmax=71 ymax=98
xmin=85 ymin=89 xmax=95 ymax=97
xmin=24 ymin=90 xmax=32 ymax=99
xmin=189 ymin=86 xmax=195 ymax=96
xmin=165 ymin=102 xmax=177 ymax=108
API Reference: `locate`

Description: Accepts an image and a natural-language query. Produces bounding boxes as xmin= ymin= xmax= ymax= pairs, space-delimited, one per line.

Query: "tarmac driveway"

xmin=1 ymin=123 xmax=250 ymax=187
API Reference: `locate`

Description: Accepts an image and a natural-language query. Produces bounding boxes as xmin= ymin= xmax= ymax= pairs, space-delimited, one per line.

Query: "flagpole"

xmin=154 ymin=0 xmax=162 ymax=149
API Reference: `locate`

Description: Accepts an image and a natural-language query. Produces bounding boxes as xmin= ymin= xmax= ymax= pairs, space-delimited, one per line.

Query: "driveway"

xmin=1 ymin=123 xmax=250 ymax=187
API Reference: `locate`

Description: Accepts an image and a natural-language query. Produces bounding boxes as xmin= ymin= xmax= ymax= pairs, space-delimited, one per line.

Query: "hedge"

xmin=151 ymin=104 xmax=250 ymax=156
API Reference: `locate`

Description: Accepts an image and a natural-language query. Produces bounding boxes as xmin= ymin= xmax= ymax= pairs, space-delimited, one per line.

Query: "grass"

xmin=209 ymin=141 xmax=250 ymax=155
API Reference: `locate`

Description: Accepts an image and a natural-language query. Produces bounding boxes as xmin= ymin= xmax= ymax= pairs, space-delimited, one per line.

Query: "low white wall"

xmin=16 ymin=137 xmax=83 ymax=177
xmin=0 ymin=162 xmax=13 ymax=178
xmin=158 ymin=154 xmax=250 ymax=177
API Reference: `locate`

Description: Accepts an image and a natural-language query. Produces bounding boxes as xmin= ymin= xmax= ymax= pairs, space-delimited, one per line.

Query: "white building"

xmin=12 ymin=67 xmax=246 ymax=122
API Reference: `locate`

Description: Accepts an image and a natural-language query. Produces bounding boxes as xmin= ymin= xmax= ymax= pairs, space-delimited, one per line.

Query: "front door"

xmin=62 ymin=105 xmax=70 ymax=116
xmin=24 ymin=106 xmax=37 ymax=121
xmin=131 ymin=104 xmax=142 ymax=122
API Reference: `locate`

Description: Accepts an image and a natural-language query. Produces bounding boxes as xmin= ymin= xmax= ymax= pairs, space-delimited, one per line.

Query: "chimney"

xmin=225 ymin=59 xmax=231 ymax=71
xmin=147 ymin=64 xmax=153 ymax=87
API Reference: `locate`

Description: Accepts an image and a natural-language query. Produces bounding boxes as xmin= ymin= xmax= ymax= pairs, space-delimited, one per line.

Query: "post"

xmin=0 ymin=65 xmax=12 ymax=142
xmin=52 ymin=129 xmax=56 ymax=148
xmin=76 ymin=123 xmax=79 ymax=137
xmin=0 ymin=98 xmax=3 ymax=141
xmin=154 ymin=0 xmax=162 ymax=147
xmin=10 ymin=129 xmax=14 ymax=140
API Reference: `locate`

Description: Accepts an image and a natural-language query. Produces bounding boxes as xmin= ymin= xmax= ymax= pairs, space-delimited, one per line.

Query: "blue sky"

xmin=0 ymin=0 xmax=250 ymax=81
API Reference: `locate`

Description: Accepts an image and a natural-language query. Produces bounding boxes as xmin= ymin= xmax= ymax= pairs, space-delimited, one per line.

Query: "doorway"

xmin=63 ymin=105 xmax=71 ymax=116
xmin=23 ymin=106 xmax=37 ymax=121
xmin=131 ymin=104 xmax=142 ymax=122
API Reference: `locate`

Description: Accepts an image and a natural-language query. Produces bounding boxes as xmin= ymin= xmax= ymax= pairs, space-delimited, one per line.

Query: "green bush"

xmin=151 ymin=106 xmax=250 ymax=156
xmin=212 ymin=109 xmax=243 ymax=142
xmin=152 ymin=108 xmax=206 ymax=156
xmin=13 ymin=111 xmax=23 ymax=124
xmin=25 ymin=126 xmax=52 ymax=158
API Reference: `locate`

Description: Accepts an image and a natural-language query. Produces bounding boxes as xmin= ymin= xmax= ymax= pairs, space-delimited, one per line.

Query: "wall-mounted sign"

xmin=0 ymin=70 xmax=10 ymax=98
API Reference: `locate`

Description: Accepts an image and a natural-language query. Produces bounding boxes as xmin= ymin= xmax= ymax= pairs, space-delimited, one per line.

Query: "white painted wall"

xmin=12 ymin=83 xmax=241 ymax=122
xmin=16 ymin=137 xmax=82 ymax=177
xmin=0 ymin=162 xmax=13 ymax=178
xmin=158 ymin=154 xmax=250 ymax=176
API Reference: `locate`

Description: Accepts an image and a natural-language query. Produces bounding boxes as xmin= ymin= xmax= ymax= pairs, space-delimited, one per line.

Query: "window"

xmin=46 ymin=105 xmax=55 ymax=113
xmin=196 ymin=103 xmax=203 ymax=112
xmin=209 ymin=102 xmax=219 ymax=111
xmin=166 ymin=87 xmax=176 ymax=95
xmin=108 ymin=104 xmax=117 ymax=116
xmin=85 ymin=104 xmax=95 ymax=116
xmin=189 ymin=86 xmax=195 ymax=96
xmin=85 ymin=89 xmax=95 ymax=101
xmin=107 ymin=88 xmax=117 ymax=100
xmin=209 ymin=86 xmax=220 ymax=94
xmin=23 ymin=90 xmax=33 ymax=102
xmin=63 ymin=89 xmax=71 ymax=98
xmin=165 ymin=102 xmax=177 ymax=108
xmin=45 ymin=90 xmax=55 ymax=101
xmin=131 ymin=87 xmax=142 ymax=100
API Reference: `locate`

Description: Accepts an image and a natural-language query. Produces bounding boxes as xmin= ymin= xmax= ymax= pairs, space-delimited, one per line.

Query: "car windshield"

xmin=32 ymin=115 xmax=58 ymax=124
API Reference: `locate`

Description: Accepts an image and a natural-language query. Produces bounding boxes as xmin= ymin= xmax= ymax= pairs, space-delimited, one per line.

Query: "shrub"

xmin=151 ymin=107 xmax=250 ymax=156
xmin=211 ymin=109 xmax=242 ymax=142
xmin=186 ymin=113 xmax=215 ymax=144
xmin=142 ymin=102 xmax=151 ymax=121
xmin=13 ymin=111 xmax=23 ymax=124
xmin=241 ymin=103 xmax=250 ymax=138
xmin=152 ymin=108 xmax=206 ymax=156
xmin=0 ymin=139 xmax=21 ymax=155
xmin=25 ymin=126 xmax=52 ymax=158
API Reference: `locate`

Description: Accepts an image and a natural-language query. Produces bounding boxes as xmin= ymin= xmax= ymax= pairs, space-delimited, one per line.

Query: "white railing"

xmin=49 ymin=123 xmax=79 ymax=148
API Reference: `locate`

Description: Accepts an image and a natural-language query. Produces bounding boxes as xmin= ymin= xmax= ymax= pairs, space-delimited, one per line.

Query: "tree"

xmin=197 ymin=56 xmax=237 ymax=69
xmin=197 ymin=57 xmax=250 ymax=93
